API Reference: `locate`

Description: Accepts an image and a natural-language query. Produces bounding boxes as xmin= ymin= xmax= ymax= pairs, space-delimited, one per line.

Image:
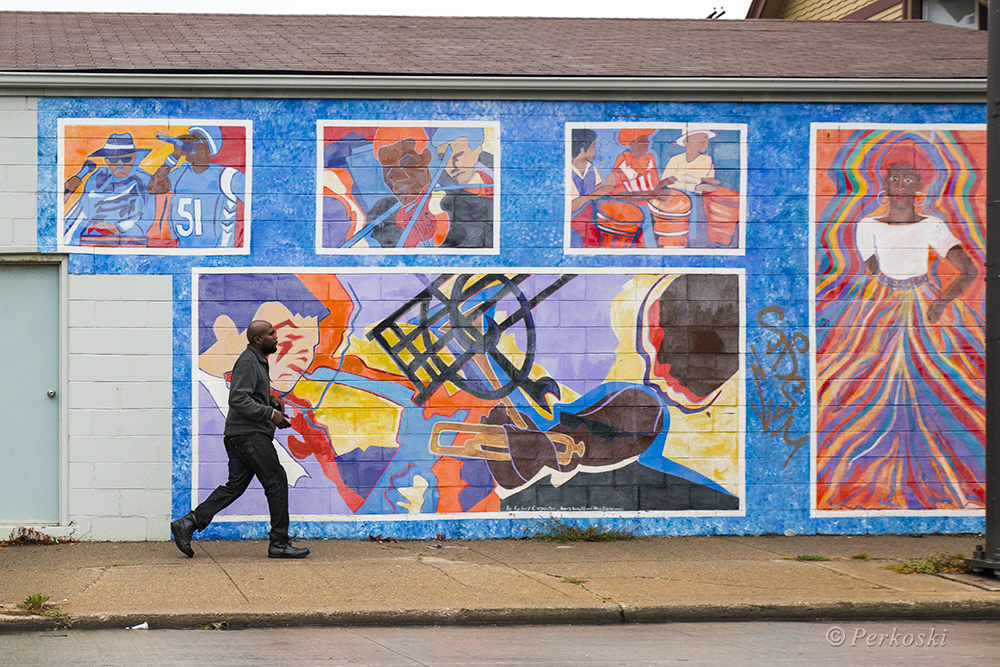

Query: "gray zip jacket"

xmin=224 ymin=344 xmax=277 ymax=438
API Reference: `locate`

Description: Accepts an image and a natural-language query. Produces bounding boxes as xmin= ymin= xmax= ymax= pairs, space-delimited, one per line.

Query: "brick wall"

xmin=67 ymin=275 xmax=173 ymax=540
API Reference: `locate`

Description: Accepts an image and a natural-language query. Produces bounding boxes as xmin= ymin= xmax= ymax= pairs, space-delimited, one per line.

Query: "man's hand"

xmin=269 ymin=396 xmax=284 ymax=413
xmin=270 ymin=408 xmax=291 ymax=429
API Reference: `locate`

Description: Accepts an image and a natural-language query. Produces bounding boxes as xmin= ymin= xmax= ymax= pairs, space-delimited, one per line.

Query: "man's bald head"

xmin=247 ymin=320 xmax=272 ymax=342
xmin=247 ymin=319 xmax=278 ymax=355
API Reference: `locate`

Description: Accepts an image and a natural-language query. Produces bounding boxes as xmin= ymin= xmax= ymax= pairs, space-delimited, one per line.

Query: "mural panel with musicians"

xmin=193 ymin=270 xmax=743 ymax=522
xmin=565 ymin=123 xmax=746 ymax=254
xmin=58 ymin=119 xmax=251 ymax=253
xmin=317 ymin=122 xmax=499 ymax=253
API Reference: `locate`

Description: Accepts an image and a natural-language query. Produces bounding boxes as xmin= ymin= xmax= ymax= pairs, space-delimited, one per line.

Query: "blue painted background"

xmin=36 ymin=97 xmax=987 ymax=538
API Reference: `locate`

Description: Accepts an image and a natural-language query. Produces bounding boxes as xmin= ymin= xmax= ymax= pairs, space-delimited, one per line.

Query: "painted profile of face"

xmin=377 ymin=138 xmax=433 ymax=206
xmin=198 ymin=302 xmax=321 ymax=393
xmin=106 ymin=153 xmax=136 ymax=178
xmin=437 ymin=137 xmax=483 ymax=184
xmin=253 ymin=301 xmax=321 ymax=394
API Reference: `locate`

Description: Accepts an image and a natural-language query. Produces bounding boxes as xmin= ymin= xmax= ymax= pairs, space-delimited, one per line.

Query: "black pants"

xmin=192 ymin=432 xmax=290 ymax=544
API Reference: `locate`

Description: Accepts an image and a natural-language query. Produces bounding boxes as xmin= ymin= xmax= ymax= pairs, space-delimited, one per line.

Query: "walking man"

xmin=171 ymin=320 xmax=310 ymax=559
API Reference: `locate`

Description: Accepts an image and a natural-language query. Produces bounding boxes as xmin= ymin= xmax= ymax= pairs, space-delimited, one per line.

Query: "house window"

xmin=923 ymin=0 xmax=980 ymax=28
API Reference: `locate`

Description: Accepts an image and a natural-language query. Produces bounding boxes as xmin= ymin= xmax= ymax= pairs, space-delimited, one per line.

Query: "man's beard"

xmin=263 ymin=340 xmax=278 ymax=355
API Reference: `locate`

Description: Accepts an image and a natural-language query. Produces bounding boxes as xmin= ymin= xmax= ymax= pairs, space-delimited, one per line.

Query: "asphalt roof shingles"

xmin=0 ymin=12 xmax=987 ymax=78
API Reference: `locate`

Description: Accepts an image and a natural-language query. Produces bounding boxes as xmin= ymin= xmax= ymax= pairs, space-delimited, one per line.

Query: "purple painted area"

xmin=524 ymin=274 xmax=622 ymax=394
xmin=196 ymin=381 xmax=353 ymax=517
xmin=458 ymin=460 xmax=495 ymax=510
xmin=336 ymin=446 xmax=396 ymax=500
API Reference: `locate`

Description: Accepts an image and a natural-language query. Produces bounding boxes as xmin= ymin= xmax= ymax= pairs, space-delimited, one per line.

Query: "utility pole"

xmin=967 ymin=0 xmax=1000 ymax=576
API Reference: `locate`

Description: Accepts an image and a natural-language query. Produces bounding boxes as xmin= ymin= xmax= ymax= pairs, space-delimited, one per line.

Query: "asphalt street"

xmin=1 ymin=621 xmax=997 ymax=667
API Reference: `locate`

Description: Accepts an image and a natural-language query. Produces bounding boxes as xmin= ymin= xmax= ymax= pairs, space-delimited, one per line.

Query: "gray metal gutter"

xmin=0 ymin=72 xmax=986 ymax=103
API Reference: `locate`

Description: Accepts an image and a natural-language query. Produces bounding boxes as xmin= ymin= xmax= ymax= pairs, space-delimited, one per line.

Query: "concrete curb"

xmin=4 ymin=600 xmax=1000 ymax=632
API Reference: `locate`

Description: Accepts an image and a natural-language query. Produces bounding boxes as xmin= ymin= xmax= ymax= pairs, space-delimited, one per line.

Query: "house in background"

xmin=746 ymin=0 xmax=986 ymax=29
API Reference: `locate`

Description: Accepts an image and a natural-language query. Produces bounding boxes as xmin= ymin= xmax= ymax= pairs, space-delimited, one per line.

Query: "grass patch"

xmin=884 ymin=553 xmax=968 ymax=574
xmin=4 ymin=592 xmax=73 ymax=629
xmin=852 ymin=553 xmax=870 ymax=560
xmin=21 ymin=594 xmax=49 ymax=612
xmin=535 ymin=519 xmax=635 ymax=543
xmin=562 ymin=577 xmax=587 ymax=585
xmin=793 ymin=555 xmax=830 ymax=561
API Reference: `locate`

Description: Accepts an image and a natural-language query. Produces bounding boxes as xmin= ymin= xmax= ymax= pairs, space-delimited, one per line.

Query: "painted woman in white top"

xmin=856 ymin=162 xmax=976 ymax=323
xmin=817 ymin=147 xmax=985 ymax=511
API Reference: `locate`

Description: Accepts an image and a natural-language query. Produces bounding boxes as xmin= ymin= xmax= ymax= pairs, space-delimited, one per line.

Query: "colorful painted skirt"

xmin=816 ymin=275 xmax=985 ymax=510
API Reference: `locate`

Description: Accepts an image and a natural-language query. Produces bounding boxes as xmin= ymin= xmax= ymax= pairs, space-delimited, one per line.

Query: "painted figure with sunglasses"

xmin=62 ymin=133 xmax=155 ymax=246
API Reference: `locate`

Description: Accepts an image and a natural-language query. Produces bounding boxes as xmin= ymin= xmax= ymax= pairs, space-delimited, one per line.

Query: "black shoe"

xmin=268 ymin=542 xmax=310 ymax=559
xmin=170 ymin=513 xmax=196 ymax=558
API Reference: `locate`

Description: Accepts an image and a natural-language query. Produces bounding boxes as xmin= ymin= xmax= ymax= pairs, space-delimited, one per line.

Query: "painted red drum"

xmin=703 ymin=186 xmax=740 ymax=245
xmin=594 ymin=199 xmax=644 ymax=248
xmin=648 ymin=190 xmax=691 ymax=247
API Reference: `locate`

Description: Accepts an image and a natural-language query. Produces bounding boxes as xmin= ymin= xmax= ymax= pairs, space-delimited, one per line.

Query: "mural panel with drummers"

xmin=191 ymin=269 xmax=743 ymax=520
xmin=565 ymin=123 xmax=747 ymax=254
xmin=58 ymin=119 xmax=251 ymax=254
xmin=317 ymin=121 xmax=500 ymax=253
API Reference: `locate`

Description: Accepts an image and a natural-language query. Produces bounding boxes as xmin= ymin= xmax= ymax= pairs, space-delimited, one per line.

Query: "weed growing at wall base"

xmin=884 ymin=553 xmax=968 ymax=574
xmin=535 ymin=519 xmax=636 ymax=543
xmin=21 ymin=594 xmax=49 ymax=612
xmin=0 ymin=527 xmax=73 ymax=546
xmin=3 ymin=593 xmax=73 ymax=629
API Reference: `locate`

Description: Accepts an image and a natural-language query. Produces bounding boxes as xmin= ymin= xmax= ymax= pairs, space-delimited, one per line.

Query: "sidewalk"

xmin=2 ymin=534 xmax=998 ymax=631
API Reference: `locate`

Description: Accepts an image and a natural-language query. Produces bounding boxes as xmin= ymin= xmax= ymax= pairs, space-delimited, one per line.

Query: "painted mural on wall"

xmin=58 ymin=119 xmax=251 ymax=253
xmin=564 ymin=123 xmax=746 ymax=254
xmin=317 ymin=122 xmax=500 ymax=253
xmin=811 ymin=125 xmax=986 ymax=513
xmin=192 ymin=269 xmax=743 ymax=521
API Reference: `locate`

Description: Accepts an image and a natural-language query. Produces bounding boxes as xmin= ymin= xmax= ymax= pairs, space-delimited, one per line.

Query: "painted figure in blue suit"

xmin=63 ymin=133 xmax=154 ymax=246
xmin=150 ymin=125 xmax=245 ymax=248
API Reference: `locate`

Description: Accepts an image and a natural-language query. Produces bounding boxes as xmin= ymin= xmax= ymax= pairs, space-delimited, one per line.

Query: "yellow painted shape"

xmin=663 ymin=376 xmax=740 ymax=495
xmin=607 ymin=275 xmax=671 ymax=387
xmin=294 ymin=378 xmax=402 ymax=456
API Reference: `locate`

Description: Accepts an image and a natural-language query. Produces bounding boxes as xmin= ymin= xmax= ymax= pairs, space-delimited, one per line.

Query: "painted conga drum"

xmin=594 ymin=199 xmax=644 ymax=248
xmin=702 ymin=186 xmax=740 ymax=245
xmin=647 ymin=190 xmax=692 ymax=247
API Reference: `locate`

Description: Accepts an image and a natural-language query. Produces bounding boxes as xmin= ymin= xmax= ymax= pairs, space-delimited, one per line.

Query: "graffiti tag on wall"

xmin=749 ymin=305 xmax=808 ymax=468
